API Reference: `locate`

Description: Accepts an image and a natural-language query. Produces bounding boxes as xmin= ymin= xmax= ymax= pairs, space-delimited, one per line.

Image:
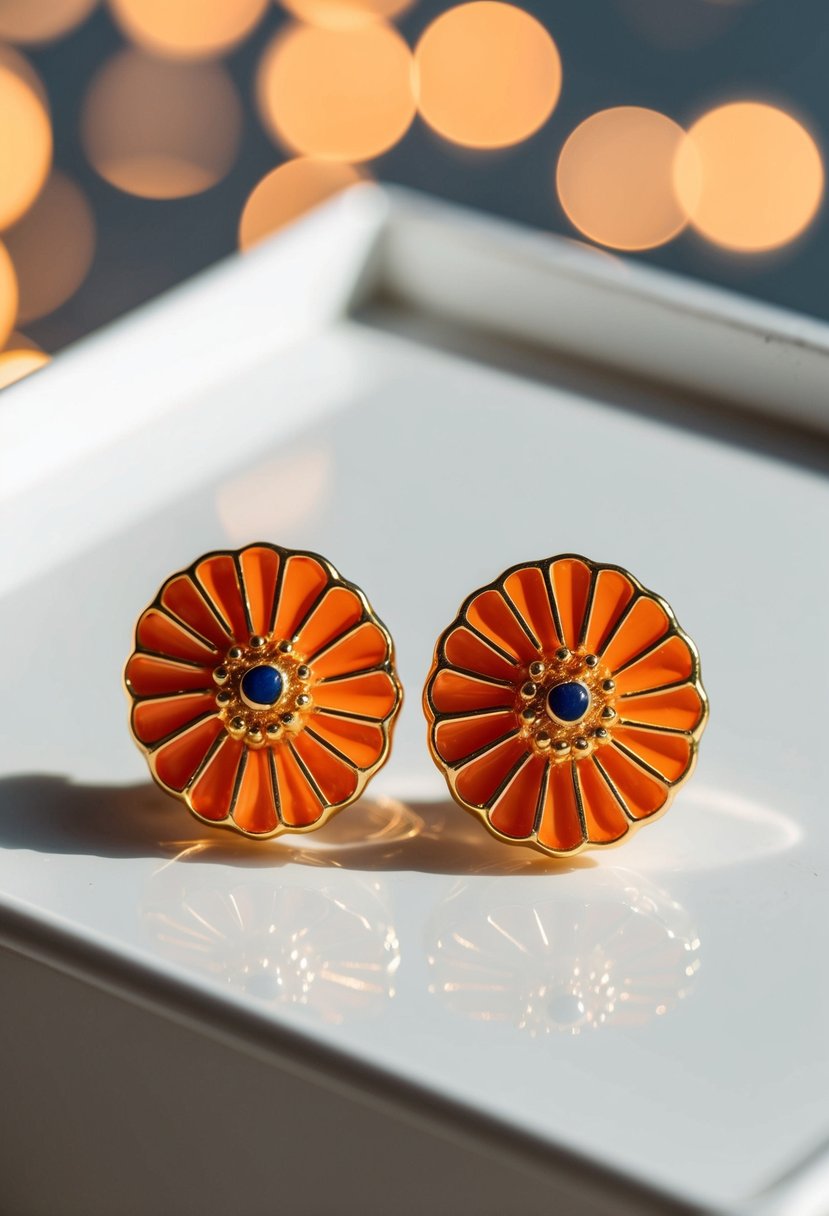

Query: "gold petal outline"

xmin=423 ymin=553 xmax=708 ymax=859
xmin=161 ymin=572 xmax=234 ymax=649
xmin=138 ymin=603 xmax=221 ymax=661
xmin=126 ymin=542 xmax=403 ymax=840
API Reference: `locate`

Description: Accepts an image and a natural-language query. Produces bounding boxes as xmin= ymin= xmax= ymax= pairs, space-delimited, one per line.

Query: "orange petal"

xmin=575 ymin=756 xmax=629 ymax=843
xmin=602 ymin=596 xmax=671 ymax=672
xmin=239 ymin=544 xmax=281 ymax=637
xmin=190 ymin=736 xmax=244 ymax=821
xmin=194 ymin=553 xmax=250 ymax=641
xmin=549 ymin=557 xmax=592 ymax=651
xmin=612 ymin=727 xmax=693 ymax=784
xmin=595 ymin=746 xmax=668 ymax=821
xmin=232 ymin=748 xmax=280 ymax=835
xmin=582 ymin=568 xmax=635 ymax=654
xmin=311 ymin=620 xmax=389 ymax=680
xmin=296 ymin=585 xmax=363 ymax=659
xmin=454 ymin=734 xmax=528 ymax=807
xmin=273 ymin=743 xmax=326 ymax=827
xmin=465 ymin=588 xmax=539 ymax=662
xmin=273 ymin=553 xmax=330 ymax=641
xmin=292 ymin=730 xmax=359 ymax=806
xmin=314 ymin=669 xmax=399 ymax=718
xmin=160 ymin=574 xmax=231 ymax=651
xmin=152 ymin=716 xmax=224 ymax=792
xmin=136 ymin=607 xmax=219 ymax=665
xmin=502 ymin=565 xmax=561 ymax=652
xmin=433 ymin=709 xmax=518 ymax=765
xmin=612 ymin=634 xmax=694 ymax=695
xmin=308 ymin=715 xmax=386 ymax=769
xmin=428 ymin=668 xmax=514 ymax=715
xmin=132 ymin=692 xmax=217 ymax=745
xmin=442 ymin=623 xmax=517 ymax=681
xmin=488 ymin=752 xmax=546 ymax=839
xmin=536 ymin=760 xmax=585 ymax=852
xmin=125 ymin=653 xmax=213 ymax=697
xmin=620 ymin=683 xmax=705 ymax=732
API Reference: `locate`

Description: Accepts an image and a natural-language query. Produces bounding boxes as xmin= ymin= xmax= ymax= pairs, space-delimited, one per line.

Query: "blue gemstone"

xmin=547 ymin=681 xmax=590 ymax=723
xmin=241 ymin=664 xmax=283 ymax=707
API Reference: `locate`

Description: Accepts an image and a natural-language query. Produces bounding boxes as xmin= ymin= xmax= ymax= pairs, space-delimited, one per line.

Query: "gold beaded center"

xmin=212 ymin=635 xmax=313 ymax=749
xmin=517 ymin=646 xmax=618 ymax=761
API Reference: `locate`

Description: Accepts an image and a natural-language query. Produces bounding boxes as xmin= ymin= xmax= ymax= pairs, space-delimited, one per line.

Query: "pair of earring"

xmin=125 ymin=542 xmax=708 ymax=858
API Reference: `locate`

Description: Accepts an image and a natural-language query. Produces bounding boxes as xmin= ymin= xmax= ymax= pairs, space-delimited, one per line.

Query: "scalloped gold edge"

xmin=125 ymin=542 xmax=403 ymax=840
xmin=422 ymin=553 xmax=708 ymax=859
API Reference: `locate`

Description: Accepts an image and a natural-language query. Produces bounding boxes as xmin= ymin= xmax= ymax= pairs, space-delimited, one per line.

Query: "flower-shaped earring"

xmin=423 ymin=555 xmax=708 ymax=857
xmin=125 ymin=543 xmax=402 ymax=838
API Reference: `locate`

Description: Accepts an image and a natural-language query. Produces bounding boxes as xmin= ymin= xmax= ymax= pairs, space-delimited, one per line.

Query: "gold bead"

xmin=536 ymin=732 xmax=551 ymax=750
xmin=574 ymin=737 xmax=589 ymax=751
xmin=520 ymin=681 xmax=537 ymax=700
xmin=584 ymin=654 xmax=598 ymax=668
xmin=602 ymin=678 xmax=615 ymax=692
xmin=297 ymin=664 xmax=310 ymax=680
xmin=228 ymin=646 xmax=243 ymax=661
xmin=601 ymin=706 xmax=616 ymax=721
xmin=249 ymin=634 xmax=266 ymax=649
xmin=213 ymin=666 xmax=229 ymax=686
xmin=528 ymin=660 xmax=545 ymax=680
xmin=555 ymin=646 xmax=570 ymax=662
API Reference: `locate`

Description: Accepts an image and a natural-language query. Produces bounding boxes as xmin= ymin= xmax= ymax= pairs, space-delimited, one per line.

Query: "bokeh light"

xmin=0 ymin=242 xmax=18 ymax=348
xmin=0 ymin=0 xmax=97 ymax=43
xmin=414 ymin=2 xmax=561 ymax=149
xmin=0 ymin=52 xmax=52 ymax=230
xmin=109 ymin=0 xmax=268 ymax=60
xmin=3 ymin=331 xmax=41 ymax=352
xmin=82 ymin=50 xmax=242 ymax=198
xmin=4 ymin=172 xmax=95 ymax=323
xmin=556 ymin=107 xmax=691 ymax=250
xmin=0 ymin=348 xmax=50 ymax=390
xmin=239 ymin=158 xmax=363 ymax=250
xmin=278 ymin=0 xmax=414 ymax=29
xmin=256 ymin=22 xmax=415 ymax=162
xmin=674 ymin=101 xmax=824 ymax=252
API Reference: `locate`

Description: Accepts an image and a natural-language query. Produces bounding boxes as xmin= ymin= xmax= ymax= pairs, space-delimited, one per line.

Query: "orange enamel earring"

xmin=125 ymin=543 xmax=402 ymax=838
xmin=423 ymin=555 xmax=708 ymax=858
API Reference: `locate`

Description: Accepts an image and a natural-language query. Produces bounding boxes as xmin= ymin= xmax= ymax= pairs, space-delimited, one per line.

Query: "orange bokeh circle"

xmin=415 ymin=2 xmax=561 ymax=149
xmin=0 ymin=0 xmax=97 ymax=44
xmin=0 ymin=348 xmax=49 ymax=390
xmin=82 ymin=50 xmax=242 ymax=198
xmin=4 ymin=172 xmax=96 ymax=322
xmin=256 ymin=22 xmax=416 ymax=162
xmin=674 ymin=101 xmax=824 ymax=252
xmin=109 ymin=0 xmax=268 ymax=60
xmin=239 ymin=159 xmax=364 ymax=250
xmin=557 ymin=107 xmax=691 ymax=251
xmin=0 ymin=55 xmax=52 ymax=230
xmin=278 ymin=0 xmax=414 ymax=28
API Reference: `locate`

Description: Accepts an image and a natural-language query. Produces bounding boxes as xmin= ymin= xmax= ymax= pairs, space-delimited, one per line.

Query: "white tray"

xmin=0 ymin=185 xmax=827 ymax=1216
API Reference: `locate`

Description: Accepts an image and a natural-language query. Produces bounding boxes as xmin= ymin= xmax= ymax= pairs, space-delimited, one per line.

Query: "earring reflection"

xmin=427 ymin=870 xmax=699 ymax=1035
xmin=144 ymin=867 xmax=399 ymax=1022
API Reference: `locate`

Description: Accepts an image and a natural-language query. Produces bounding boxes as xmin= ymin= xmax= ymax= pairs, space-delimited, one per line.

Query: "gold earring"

xmin=423 ymin=554 xmax=707 ymax=858
xmin=125 ymin=542 xmax=402 ymax=838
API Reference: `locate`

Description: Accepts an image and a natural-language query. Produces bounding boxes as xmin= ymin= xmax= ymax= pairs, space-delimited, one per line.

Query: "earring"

xmin=423 ymin=554 xmax=707 ymax=858
xmin=125 ymin=542 xmax=402 ymax=838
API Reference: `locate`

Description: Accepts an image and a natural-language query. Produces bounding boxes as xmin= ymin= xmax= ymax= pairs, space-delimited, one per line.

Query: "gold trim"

xmin=423 ymin=553 xmax=709 ymax=859
xmin=126 ymin=542 xmax=403 ymax=840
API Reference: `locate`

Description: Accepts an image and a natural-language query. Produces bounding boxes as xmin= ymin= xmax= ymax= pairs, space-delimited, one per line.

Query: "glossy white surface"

xmin=0 ymin=188 xmax=827 ymax=1214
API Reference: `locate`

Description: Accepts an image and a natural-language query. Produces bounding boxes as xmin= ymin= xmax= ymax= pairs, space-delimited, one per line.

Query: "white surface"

xmin=0 ymin=186 xmax=827 ymax=1214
